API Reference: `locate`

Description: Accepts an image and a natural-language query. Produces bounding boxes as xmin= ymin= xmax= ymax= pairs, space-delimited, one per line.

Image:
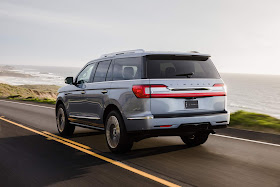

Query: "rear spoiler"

xmin=146 ymin=54 xmax=210 ymax=61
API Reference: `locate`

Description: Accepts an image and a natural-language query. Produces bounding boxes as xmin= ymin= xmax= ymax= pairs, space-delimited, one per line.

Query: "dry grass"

xmin=0 ymin=83 xmax=60 ymax=102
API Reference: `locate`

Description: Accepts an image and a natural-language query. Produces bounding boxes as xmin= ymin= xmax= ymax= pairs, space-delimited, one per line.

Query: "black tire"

xmin=105 ymin=110 xmax=133 ymax=153
xmin=56 ymin=104 xmax=75 ymax=136
xmin=180 ymin=132 xmax=209 ymax=147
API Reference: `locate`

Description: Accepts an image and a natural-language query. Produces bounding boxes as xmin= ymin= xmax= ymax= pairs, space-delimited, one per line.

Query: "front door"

xmin=68 ymin=63 xmax=96 ymax=123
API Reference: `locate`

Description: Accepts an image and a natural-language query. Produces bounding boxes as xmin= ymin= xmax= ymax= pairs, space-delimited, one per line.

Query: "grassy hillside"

xmin=230 ymin=110 xmax=280 ymax=134
xmin=0 ymin=83 xmax=60 ymax=104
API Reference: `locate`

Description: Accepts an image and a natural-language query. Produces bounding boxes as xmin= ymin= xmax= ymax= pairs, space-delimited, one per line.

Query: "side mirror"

xmin=77 ymin=80 xmax=85 ymax=85
xmin=65 ymin=77 xmax=74 ymax=85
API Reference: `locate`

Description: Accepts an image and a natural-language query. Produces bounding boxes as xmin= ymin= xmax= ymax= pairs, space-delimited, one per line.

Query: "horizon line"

xmin=1 ymin=63 xmax=279 ymax=76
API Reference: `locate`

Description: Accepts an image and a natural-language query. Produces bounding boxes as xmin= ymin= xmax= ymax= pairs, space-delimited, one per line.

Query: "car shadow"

xmin=70 ymin=131 xmax=104 ymax=138
xmin=109 ymin=144 xmax=191 ymax=160
xmin=68 ymin=130 xmax=198 ymax=161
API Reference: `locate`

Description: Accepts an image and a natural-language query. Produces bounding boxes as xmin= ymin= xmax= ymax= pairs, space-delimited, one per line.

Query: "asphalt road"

xmin=0 ymin=99 xmax=279 ymax=187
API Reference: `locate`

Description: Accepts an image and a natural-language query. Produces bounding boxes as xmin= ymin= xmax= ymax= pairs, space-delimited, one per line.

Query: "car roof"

xmin=88 ymin=49 xmax=210 ymax=63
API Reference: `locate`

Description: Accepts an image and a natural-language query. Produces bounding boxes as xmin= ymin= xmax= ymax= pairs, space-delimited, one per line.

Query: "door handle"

xmin=81 ymin=91 xmax=86 ymax=94
xmin=101 ymin=90 xmax=108 ymax=94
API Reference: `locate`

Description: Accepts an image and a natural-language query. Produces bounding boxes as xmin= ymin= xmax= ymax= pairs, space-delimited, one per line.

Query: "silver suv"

xmin=56 ymin=49 xmax=229 ymax=153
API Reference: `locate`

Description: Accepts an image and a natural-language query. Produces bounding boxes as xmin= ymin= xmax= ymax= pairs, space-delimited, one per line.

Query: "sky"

xmin=0 ymin=0 xmax=280 ymax=75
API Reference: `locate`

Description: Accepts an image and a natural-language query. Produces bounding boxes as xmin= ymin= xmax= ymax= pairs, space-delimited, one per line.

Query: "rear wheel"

xmin=105 ymin=110 xmax=133 ymax=153
xmin=56 ymin=104 xmax=75 ymax=136
xmin=180 ymin=132 xmax=209 ymax=147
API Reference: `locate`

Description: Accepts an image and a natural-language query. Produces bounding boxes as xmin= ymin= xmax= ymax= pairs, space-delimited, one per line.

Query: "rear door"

xmin=82 ymin=60 xmax=112 ymax=127
xmin=146 ymin=55 xmax=227 ymax=117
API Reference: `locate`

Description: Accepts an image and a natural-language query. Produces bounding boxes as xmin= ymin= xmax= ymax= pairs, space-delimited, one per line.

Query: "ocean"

xmin=0 ymin=65 xmax=80 ymax=86
xmin=0 ymin=65 xmax=279 ymax=118
xmin=221 ymin=73 xmax=280 ymax=119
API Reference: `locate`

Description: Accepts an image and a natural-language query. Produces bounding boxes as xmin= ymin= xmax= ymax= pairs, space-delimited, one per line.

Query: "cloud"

xmin=0 ymin=2 xmax=111 ymax=30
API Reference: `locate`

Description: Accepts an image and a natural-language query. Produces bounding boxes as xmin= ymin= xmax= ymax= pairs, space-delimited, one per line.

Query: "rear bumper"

xmin=128 ymin=124 xmax=227 ymax=140
xmin=124 ymin=110 xmax=230 ymax=132
xmin=153 ymin=110 xmax=228 ymax=118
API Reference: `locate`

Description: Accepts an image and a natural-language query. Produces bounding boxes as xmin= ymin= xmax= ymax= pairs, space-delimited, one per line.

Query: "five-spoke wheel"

xmin=105 ymin=110 xmax=133 ymax=153
xmin=56 ymin=104 xmax=75 ymax=136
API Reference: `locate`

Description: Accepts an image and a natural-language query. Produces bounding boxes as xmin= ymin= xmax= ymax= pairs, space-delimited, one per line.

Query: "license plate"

xmin=185 ymin=100 xmax=198 ymax=109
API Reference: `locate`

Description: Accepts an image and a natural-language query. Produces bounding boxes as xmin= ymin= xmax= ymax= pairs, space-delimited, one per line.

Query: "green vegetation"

xmin=0 ymin=83 xmax=59 ymax=104
xmin=13 ymin=97 xmax=56 ymax=104
xmin=230 ymin=110 xmax=280 ymax=134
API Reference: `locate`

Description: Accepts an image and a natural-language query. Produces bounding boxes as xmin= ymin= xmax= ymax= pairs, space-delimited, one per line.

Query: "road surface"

xmin=0 ymin=99 xmax=279 ymax=187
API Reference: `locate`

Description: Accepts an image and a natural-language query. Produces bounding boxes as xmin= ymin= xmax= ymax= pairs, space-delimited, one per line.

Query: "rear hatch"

xmin=146 ymin=54 xmax=227 ymax=117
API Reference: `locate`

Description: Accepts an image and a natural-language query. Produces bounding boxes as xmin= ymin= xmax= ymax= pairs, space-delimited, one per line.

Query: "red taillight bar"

xmin=213 ymin=83 xmax=224 ymax=87
xmin=150 ymin=85 xmax=167 ymax=88
xmin=159 ymin=125 xmax=172 ymax=127
xmin=132 ymin=84 xmax=226 ymax=98
xmin=151 ymin=92 xmax=226 ymax=98
xmin=154 ymin=125 xmax=173 ymax=127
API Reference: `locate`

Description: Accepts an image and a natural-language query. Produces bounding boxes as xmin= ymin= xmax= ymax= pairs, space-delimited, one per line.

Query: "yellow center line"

xmin=42 ymin=131 xmax=91 ymax=150
xmin=0 ymin=117 xmax=180 ymax=187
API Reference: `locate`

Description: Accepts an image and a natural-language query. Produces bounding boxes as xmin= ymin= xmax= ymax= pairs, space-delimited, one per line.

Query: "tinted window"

xmin=147 ymin=56 xmax=220 ymax=79
xmin=113 ymin=57 xmax=142 ymax=81
xmin=94 ymin=60 xmax=111 ymax=82
xmin=76 ymin=63 xmax=95 ymax=84
xmin=106 ymin=61 xmax=113 ymax=81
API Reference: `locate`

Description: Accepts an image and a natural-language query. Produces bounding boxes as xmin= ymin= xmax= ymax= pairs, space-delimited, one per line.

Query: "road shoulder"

xmin=216 ymin=127 xmax=280 ymax=144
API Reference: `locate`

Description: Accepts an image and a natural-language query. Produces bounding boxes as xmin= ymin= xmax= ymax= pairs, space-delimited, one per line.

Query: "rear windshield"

xmin=146 ymin=55 xmax=220 ymax=79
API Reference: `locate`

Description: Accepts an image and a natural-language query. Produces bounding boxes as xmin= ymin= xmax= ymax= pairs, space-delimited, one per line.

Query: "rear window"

xmin=93 ymin=60 xmax=111 ymax=82
xmin=113 ymin=57 xmax=142 ymax=81
xmin=146 ymin=55 xmax=220 ymax=79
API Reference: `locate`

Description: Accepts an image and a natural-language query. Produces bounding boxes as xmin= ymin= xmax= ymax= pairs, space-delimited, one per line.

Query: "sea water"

xmin=221 ymin=73 xmax=280 ymax=118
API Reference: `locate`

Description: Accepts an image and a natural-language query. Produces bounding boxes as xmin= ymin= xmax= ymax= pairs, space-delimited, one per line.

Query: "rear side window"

xmin=93 ymin=60 xmax=111 ymax=82
xmin=146 ymin=56 xmax=220 ymax=79
xmin=106 ymin=62 xmax=113 ymax=81
xmin=113 ymin=57 xmax=142 ymax=81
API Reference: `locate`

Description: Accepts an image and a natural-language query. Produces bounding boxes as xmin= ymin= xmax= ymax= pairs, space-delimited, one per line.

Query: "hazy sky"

xmin=1 ymin=0 xmax=280 ymax=74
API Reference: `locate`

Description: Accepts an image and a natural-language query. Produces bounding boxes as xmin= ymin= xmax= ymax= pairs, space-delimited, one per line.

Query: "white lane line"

xmin=0 ymin=100 xmax=55 ymax=110
xmin=212 ymin=134 xmax=280 ymax=147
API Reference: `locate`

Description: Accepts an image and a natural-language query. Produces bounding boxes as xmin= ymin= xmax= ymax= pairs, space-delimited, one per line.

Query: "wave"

xmin=228 ymin=103 xmax=251 ymax=109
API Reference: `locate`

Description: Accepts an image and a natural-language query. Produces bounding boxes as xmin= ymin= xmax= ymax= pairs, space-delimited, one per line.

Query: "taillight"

xmin=213 ymin=83 xmax=224 ymax=87
xmin=133 ymin=84 xmax=227 ymax=98
xmin=213 ymin=83 xmax=227 ymax=95
xmin=132 ymin=85 xmax=150 ymax=98
xmin=132 ymin=85 xmax=167 ymax=98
